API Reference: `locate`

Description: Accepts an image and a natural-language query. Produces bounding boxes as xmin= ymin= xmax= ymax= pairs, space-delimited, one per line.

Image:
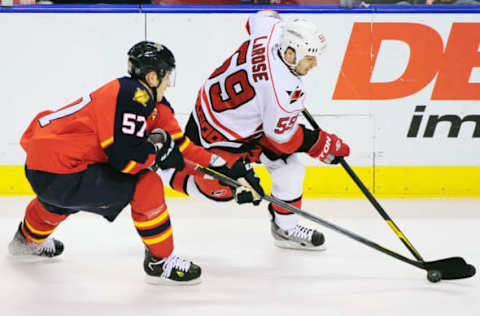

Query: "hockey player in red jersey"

xmin=8 ymin=41 xmax=263 ymax=285
xmin=158 ymin=10 xmax=350 ymax=250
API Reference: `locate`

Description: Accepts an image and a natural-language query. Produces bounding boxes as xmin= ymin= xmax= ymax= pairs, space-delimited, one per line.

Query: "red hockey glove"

xmin=308 ymin=130 xmax=350 ymax=164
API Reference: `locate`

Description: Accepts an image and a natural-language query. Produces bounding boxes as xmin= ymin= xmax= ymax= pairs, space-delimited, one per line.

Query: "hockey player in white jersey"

xmin=159 ymin=10 xmax=350 ymax=250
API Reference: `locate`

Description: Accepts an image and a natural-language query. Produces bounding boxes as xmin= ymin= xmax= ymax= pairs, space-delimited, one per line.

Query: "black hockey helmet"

xmin=127 ymin=41 xmax=175 ymax=83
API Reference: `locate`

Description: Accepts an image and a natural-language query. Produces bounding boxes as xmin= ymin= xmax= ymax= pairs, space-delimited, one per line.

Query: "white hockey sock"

xmin=274 ymin=212 xmax=299 ymax=231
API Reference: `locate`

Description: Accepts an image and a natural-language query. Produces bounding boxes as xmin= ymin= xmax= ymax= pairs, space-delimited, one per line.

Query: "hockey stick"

xmin=185 ymin=159 xmax=475 ymax=281
xmin=300 ymin=109 xmax=475 ymax=280
xmin=339 ymin=157 xmax=425 ymax=261
xmin=302 ymin=109 xmax=424 ymax=260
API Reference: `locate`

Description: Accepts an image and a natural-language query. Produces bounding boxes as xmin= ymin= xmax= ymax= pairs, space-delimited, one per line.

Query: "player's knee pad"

xmin=131 ymin=170 xmax=166 ymax=216
xmin=156 ymin=160 xmax=205 ymax=195
xmin=155 ymin=162 xmax=233 ymax=203
xmin=260 ymin=153 xmax=305 ymax=200
xmin=193 ymin=175 xmax=234 ymax=202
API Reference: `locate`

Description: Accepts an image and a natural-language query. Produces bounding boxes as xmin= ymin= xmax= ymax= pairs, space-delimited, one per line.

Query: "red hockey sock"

xmin=131 ymin=170 xmax=174 ymax=259
xmin=270 ymin=197 xmax=302 ymax=215
xmin=21 ymin=198 xmax=67 ymax=244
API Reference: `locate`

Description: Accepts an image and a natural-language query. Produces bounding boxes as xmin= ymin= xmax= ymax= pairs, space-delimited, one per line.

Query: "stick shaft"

xmin=339 ymin=158 xmax=424 ymax=261
xmin=188 ymin=161 xmax=425 ymax=271
xmin=302 ymin=108 xmax=424 ymax=261
xmin=302 ymin=109 xmax=320 ymax=130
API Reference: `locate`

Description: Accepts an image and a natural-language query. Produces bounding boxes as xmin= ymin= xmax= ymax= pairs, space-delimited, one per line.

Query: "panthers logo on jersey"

xmin=133 ymin=88 xmax=150 ymax=107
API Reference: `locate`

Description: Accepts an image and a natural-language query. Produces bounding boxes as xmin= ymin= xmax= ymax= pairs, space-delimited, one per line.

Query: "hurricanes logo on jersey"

xmin=211 ymin=189 xmax=229 ymax=198
xmin=133 ymin=88 xmax=150 ymax=107
xmin=286 ymin=88 xmax=304 ymax=104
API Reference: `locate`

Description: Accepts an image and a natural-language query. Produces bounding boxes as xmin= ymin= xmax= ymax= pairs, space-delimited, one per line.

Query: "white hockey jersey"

xmin=192 ymin=10 xmax=306 ymax=154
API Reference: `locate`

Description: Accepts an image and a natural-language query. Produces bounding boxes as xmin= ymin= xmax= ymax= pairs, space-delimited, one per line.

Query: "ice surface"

xmin=0 ymin=197 xmax=479 ymax=316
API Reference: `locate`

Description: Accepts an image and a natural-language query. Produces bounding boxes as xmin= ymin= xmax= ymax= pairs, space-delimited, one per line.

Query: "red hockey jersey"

xmin=21 ymin=77 xmax=212 ymax=175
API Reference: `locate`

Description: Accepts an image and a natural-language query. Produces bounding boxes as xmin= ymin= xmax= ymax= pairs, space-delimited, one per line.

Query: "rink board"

xmin=0 ymin=5 xmax=478 ymax=197
xmin=2 ymin=165 xmax=479 ymax=198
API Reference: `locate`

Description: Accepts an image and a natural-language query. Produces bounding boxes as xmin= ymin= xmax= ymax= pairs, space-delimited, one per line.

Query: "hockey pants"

xmin=158 ymin=152 xmax=305 ymax=231
xmin=22 ymin=164 xmax=174 ymax=258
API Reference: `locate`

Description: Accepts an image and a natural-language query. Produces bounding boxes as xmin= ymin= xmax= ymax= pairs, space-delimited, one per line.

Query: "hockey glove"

xmin=308 ymin=130 xmax=350 ymax=164
xmin=148 ymin=128 xmax=185 ymax=171
xmin=209 ymin=156 xmax=265 ymax=206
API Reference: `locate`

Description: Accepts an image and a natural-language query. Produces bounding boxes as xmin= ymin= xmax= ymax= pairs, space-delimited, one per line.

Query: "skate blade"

xmin=273 ymin=239 xmax=327 ymax=251
xmin=145 ymin=275 xmax=202 ymax=286
xmin=6 ymin=254 xmax=61 ymax=264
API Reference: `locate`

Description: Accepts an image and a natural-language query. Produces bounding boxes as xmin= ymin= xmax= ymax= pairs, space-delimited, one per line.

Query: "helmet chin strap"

xmin=149 ymin=81 xmax=160 ymax=103
xmin=278 ymin=49 xmax=303 ymax=77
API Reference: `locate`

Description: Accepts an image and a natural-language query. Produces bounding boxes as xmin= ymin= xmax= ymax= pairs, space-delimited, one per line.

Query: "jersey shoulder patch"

xmin=116 ymin=77 xmax=155 ymax=117
xmin=132 ymin=87 xmax=150 ymax=107
xmin=117 ymin=77 xmax=154 ymax=109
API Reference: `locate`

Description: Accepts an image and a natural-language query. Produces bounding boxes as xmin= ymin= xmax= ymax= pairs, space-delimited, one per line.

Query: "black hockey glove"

xmin=148 ymin=128 xmax=185 ymax=171
xmin=209 ymin=157 xmax=265 ymax=206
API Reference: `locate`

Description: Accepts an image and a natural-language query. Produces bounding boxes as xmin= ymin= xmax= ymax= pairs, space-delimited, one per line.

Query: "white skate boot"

xmin=269 ymin=204 xmax=325 ymax=250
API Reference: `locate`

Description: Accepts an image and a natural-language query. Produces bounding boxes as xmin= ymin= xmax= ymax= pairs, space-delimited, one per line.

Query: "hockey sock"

xmin=269 ymin=198 xmax=302 ymax=231
xmin=132 ymin=208 xmax=173 ymax=259
xmin=21 ymin=198 xmax=67 ymax=244
xmin=131 ymin=171 xmax=174 ymax=259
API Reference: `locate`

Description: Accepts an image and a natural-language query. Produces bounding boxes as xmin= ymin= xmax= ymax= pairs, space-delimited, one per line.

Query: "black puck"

xmin=427 ymin=270 xmax=442 ymax=283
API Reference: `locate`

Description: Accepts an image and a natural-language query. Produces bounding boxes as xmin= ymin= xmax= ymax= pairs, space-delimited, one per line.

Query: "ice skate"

xmin=269 ymin=205 xmax=325 ymax=250
xmin=271 ymin=221 xmax=326 ymax=250
xmin=8 ymin=223 xmax=64 ymax=257
xmin=143 ymin=248 xmax=201 ymax=285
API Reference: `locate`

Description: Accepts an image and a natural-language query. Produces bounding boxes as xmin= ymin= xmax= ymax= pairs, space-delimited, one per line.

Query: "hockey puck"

xmin=427 ymin=270 xmax=442 ymax=283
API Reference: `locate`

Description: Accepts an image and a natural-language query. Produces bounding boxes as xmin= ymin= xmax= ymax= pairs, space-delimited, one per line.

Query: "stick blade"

xmin=424 ymin=257 xmax=476 ymax=280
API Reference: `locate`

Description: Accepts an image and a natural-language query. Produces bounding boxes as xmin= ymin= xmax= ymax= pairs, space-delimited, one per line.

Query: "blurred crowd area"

xmin=4 ymin=0 xmax=340 ymax=4
xmin=3 ymin=0 xmax=480 ymax=5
